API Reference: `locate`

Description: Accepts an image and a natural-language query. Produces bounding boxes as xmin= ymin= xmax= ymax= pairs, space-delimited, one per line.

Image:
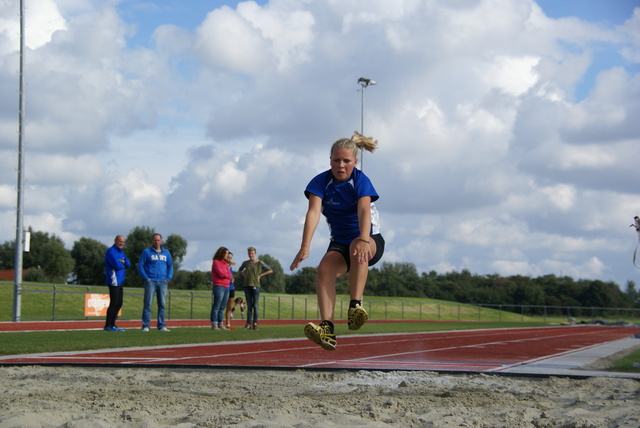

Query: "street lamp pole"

xmin=357 ymin=77 xmax=376 ymax=170
xmin=13 ymin=0 xmax=26 ymax=322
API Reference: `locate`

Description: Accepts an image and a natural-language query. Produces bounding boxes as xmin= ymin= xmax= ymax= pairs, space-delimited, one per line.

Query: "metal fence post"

xmin=51 ymin=285 xmax=57 ymax=320
xmin=277 ymin=296 xmax=281 ymax=320
xmin=190 ymin=292 xmax=194 ymax=320
xmin=85 ymin=286 xmax=90 ymax=321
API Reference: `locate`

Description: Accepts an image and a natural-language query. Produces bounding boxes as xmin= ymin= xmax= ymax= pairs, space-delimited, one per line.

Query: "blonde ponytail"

xmin=351 ymin=131 xmax=377 ymax=153
xmin=330 ymin=132 xmax=378 ymax=158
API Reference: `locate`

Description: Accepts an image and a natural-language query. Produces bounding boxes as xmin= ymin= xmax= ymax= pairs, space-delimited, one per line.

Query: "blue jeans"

xmin=210 ymin=286 xmax=230 ymax=325
xmin=244 ymin=287 xmax=260 ymax=325
xmin=142 ymin=280 xmax=167 ymax=329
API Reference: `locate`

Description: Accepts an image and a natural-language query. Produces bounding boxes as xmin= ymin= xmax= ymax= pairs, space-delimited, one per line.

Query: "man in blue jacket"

xmin=104 ymin=234 xmax=130 ymax=332
xmin=138 ymin=233 xmax=173 ymax=332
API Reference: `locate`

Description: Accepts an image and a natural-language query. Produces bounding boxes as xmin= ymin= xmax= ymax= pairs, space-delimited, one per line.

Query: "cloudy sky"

xmin=1 ymin=0 xmax=639 ymax=288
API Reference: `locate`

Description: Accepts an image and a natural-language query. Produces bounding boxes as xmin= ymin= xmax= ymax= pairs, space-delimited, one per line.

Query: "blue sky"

xmin=115 ymin=1 xmax=248 ymax=47
xmin=537 ymin=0 xmax=640 ymax=101
xmin=0 ymin=0 xmax=639 ymax=288
xmin=538 ymin=0 xmax=639 ymax=24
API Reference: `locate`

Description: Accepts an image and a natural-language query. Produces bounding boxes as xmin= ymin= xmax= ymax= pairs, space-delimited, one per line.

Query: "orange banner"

xmin=84 ymin=293 xmax=121 ymax=317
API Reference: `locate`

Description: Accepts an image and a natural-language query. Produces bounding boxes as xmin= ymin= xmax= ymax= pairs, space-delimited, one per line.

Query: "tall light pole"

xmin=13 ymin=0 xmax=26 ymax=322
xmin=358 ymin=77 xmax=376 ymax=170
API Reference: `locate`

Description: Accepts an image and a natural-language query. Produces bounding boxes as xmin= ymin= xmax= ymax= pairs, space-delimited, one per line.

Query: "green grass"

xmin=2 ymin=282 xmax=540 ymax=322
xmin=1 ymin=282 xmax=609 ymax=324
xmin=608 ymin=348 xmax=640 ymax=372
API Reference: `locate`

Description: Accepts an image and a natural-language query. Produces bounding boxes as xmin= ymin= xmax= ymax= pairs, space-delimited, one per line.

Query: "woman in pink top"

xmin=210 ymin=247 xmax=233 ymax=330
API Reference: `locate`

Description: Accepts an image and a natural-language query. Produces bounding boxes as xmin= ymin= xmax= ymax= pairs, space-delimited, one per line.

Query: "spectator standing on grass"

xmin=224 ymin=252 xmax=237 ymax=329
xmin=104 ymin=234 xmax=130 ymax=332
xmin=238 ymin=247 xmax=273 ymax=330
xmin=138 ymin=233 xmax=173 ymax=332
xmin=210 ymin=247 xmax=233 ymax=330
xmin=290 ymin=132 xmax=385 ymax=351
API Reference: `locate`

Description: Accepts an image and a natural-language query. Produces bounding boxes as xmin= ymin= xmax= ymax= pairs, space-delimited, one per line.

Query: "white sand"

xmin=0 ymin=365 xmax=639 ymax=427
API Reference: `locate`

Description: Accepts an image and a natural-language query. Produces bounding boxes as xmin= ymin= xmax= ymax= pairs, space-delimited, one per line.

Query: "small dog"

xmin=232 ymin=297 xmax=245 ymax=319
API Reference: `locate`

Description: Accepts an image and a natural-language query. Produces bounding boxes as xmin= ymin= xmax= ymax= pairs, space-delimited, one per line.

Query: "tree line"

xmin=1 ymin=227 xmax=638 ymax=310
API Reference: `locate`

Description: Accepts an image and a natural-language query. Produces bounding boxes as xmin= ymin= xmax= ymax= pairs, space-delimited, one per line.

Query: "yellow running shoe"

xmin=348 ymin=303 xmax=368 ymax=330
xmin=304 ymin=321 xmax=337 ymax=351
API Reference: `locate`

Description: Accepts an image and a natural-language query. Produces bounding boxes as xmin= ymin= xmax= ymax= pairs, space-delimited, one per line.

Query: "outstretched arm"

xmin=290 ymin=194 xmax=322 ymax=270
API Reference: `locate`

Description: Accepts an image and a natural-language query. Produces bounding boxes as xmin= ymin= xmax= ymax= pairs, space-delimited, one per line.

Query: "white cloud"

xmin=194 ymin=1 xmax=314 ymax=74
xmin=560 ymin=68 xmax=640 ymax=143
xmin=541 ymin=184 xmax=576 ymax=211
xmin=491 ymin=260 xmax=539 ymax=277
xmin=480 ymin=55 xmax=540 ymax=96
xmin=24 ymin=211 xmax=76 ymax=244
xmin=195 ymin=6 xmax=270 ymax=74
xmin=541 ymin=256 xmax=605 ymax=280
xmin=63 ymin=168 xmax=165 ymax=236
xmin=27 ymin=154 xmax=102 ymax=184
xmin=0 ymin=184 xmax=13 ymax=208
xmin=0 ymin=0 xmax=67 ymax=53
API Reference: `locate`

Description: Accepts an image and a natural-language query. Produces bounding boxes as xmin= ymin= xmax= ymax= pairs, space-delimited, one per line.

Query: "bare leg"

xmin=348 ymin=238 xmax=377 ymax=300
xmin=225 ymin=298 xmax=234 ymax=326
xmin=316 ymin=251 xmax=347 ymax=322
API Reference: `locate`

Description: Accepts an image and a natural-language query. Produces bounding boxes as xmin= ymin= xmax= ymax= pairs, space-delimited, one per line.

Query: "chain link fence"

xmin=5 ymin=283 xmax=640 ymax=324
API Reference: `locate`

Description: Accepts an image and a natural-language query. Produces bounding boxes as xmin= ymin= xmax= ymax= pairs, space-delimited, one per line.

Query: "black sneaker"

xmin=348 ymin=303 xmax=368 ymax=330
xmin=304 ymin=321 xmax=337 ymax=351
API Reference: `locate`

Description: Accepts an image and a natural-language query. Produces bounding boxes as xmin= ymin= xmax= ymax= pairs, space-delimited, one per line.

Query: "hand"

xmin=352 ymin=240 xmax=372 ymax=265
xmin=290 ymin=248 xmax=309 ymax=271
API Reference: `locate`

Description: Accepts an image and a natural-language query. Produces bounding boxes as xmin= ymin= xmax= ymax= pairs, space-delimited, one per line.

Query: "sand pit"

xmin=0 ymin=365 xmax=639 ymax=427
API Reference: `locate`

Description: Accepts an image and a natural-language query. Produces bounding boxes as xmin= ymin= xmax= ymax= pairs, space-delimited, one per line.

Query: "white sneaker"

xmin=159 ymin=327 xmax=170 ymax=332
xmin=142 ymin=327 xmax=150 ymax=332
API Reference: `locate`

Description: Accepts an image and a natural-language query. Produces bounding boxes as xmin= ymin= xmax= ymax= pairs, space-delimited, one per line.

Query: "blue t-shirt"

xmin=305 ymin=168 xmax=381 ymax=245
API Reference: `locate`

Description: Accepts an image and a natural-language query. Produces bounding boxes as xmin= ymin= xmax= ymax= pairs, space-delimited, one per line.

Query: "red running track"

xmin=1 ymin=321 xmax=639 ymax=373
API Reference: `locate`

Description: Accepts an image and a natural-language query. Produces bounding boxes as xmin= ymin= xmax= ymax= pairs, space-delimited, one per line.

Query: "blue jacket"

xmin=105 ymin=244 xmax=131 ymax=286
xmin=138 ymin=246 xmax=173 ymax=282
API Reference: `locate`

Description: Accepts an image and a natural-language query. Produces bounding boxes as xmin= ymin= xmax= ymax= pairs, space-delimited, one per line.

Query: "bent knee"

xmin=318 ymin=253 xmax=347 ymax=278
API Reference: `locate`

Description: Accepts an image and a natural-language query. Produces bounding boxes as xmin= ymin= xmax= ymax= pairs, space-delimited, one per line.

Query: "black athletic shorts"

xmin=326 ymin=233 xmax=385 ymax=273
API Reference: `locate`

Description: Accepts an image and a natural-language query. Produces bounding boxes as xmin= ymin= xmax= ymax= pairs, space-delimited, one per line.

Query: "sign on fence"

xmin=84 ymin=293 xmax=120 ymax=317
